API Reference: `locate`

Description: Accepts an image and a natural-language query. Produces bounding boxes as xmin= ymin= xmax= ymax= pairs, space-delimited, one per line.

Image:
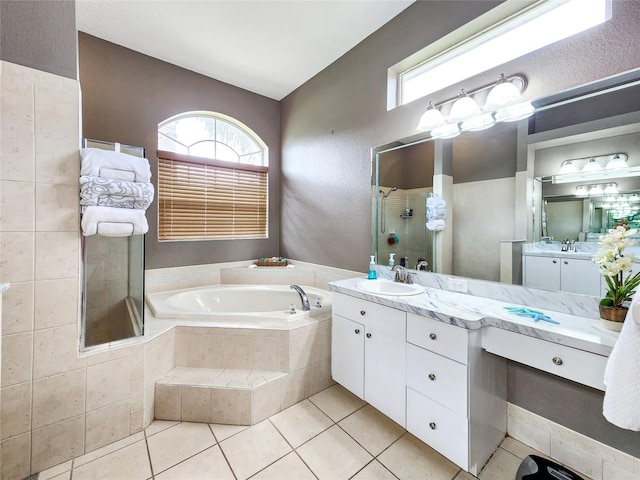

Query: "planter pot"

xmin=599 ymin=305 xmax=628 ymax=331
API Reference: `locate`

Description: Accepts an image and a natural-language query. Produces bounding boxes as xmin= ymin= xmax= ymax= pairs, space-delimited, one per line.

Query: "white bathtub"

xmin=145 ymin=284 xmax=332 ymax=329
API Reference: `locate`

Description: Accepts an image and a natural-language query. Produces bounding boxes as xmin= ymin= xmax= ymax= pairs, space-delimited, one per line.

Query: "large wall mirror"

xmin=371 ymin=69 xmax=640 ymax=293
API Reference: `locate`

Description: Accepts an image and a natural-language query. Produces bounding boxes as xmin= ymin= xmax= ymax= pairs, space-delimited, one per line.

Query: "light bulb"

xmin=582 ymin=158 xmax=602 ymax=172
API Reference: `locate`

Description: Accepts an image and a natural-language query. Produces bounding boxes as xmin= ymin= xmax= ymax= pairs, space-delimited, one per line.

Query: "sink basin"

xmin=357 ymin=279 xmax=425 ymax=296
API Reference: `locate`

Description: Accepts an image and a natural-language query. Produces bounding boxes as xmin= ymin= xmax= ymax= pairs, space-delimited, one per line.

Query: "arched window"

xmin=157 ymin=112 xmax=268 ymax=241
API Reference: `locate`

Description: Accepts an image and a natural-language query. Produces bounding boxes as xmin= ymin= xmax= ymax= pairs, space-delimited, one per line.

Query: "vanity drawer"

xmin=407 ymin=313 xmax=469 ymax=364
xmin=482 ymin=327 xmax=607 ymax=391
xmin=407 ymin=387 xmax=469 ymax=471
xmin=333 ymin=292 xmax=405 ymax=324
xmin=406 ymin=343 xmax=468 ymax=416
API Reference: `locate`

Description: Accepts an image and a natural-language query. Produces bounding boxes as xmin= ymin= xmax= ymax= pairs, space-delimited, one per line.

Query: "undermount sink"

xmin=357 ymin=279 xmax=425 ymax=296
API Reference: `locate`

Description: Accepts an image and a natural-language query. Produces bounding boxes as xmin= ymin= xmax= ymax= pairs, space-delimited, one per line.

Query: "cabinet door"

xmin=560 ymin=258 xmax=600 ymax=296
xmin=524 ymin=256 xmax=560 ymax=291
xmin=331 ymin=314 xmax=365 ymax=399
xmin=364 ymin=311 xmax=406 ymax=427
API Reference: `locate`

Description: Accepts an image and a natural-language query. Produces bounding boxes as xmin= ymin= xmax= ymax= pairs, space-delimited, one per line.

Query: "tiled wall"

xmin=0 ymin=61 xmax=152 ymax=480
xmin=508 ymin=403 xmax=640 ymax=480
xmin=453 ymin=177 xmax=515 ymax=281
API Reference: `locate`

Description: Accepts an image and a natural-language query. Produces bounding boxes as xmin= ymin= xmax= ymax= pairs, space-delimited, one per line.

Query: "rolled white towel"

xmin=80 ymin=148 xmax=152 ymax=183
xmin=81 ymin=206 xmax=148 ymax=237
xmin=426 ymin=219 xmax=445 ymax=231
xmin=79 ymin=176 xmax=154 ymax=210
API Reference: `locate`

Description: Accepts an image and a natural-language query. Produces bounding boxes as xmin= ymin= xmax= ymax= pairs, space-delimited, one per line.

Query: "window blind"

xmin=157 ymin=151 xmax=268 ymax=240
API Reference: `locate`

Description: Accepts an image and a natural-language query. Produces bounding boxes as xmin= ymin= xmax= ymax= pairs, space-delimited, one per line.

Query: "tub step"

xmin=154 ymin=367 xmax=288 ymax=425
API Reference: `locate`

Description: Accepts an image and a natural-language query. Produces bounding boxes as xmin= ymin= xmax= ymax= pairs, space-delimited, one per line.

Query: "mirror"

xmin=371 ymin=71 xmax=640 ymax=291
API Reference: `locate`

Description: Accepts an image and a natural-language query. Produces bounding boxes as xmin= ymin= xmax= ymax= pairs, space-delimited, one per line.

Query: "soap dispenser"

xmin=388 ymin=253 xmax=395 ymax=267
xmin=367 ymin=256 xmax=378 ymax=279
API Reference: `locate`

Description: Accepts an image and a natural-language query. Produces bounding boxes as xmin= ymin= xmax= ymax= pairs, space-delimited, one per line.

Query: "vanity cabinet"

xmin=331 ymin=293 xmax=407 ymax=426
xmin=524 ymin=255 xmax=600 ymax=296
xmin=405 ymin=313 xmax=506 ymax=475
xmin=332 ymin=293 xmax=507 ymax=476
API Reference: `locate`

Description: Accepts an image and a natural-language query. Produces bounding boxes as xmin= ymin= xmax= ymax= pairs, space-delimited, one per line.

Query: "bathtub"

xmin=145 ymin=284 xmax=332 ymax=329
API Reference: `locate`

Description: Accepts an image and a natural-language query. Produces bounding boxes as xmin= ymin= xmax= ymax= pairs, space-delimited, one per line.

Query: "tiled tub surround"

xmin=146 ymin=261 xmax=362 ymax=428
xmin=329 ymin=276 xmax=632 ymax=478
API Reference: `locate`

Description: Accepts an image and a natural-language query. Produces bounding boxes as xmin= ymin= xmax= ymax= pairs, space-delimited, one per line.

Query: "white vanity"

xmin=522 ymin=242 xmax=640 ymax=296
xmin=330 ymin=276 xmax=616 ymax=476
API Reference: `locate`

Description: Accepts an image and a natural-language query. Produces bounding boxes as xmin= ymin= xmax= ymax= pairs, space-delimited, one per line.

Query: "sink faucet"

xmin=391 ymin=265 xmax=413 ymax=284
xmin=290 ymin=285 xmax=310 ymax=311
xmin=415 ymin=260 xmax=428 ymax=271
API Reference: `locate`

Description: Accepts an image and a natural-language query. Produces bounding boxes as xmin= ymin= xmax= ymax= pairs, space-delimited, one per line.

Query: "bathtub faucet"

xmin=290 ymin=285 xmax=311 ymax=311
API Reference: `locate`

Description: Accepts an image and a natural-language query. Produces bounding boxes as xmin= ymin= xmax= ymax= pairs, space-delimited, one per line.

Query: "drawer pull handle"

xmin=360 ymin=310 xmax=366 ymax=316
xmin=429 ymin=422 xmax=436 ymax=430
xmin=564 ymin=261 xmax=568 ymax=265
xmin=354 ymin=329 xmax=360 ymax=334
xmin=366 ymin=333 xmax=372 ymax=338
xmin=552 ymin=357 xmax=563 ymax=366
xmin=428 ymin=373 xmax=436 ymax=381
xmin=552 ymin=260 xmax=557 ymax=264
xmin=429 ymin=333 xmax=437 ymax=340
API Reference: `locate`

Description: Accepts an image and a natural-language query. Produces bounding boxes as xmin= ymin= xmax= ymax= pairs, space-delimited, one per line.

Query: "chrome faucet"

xmin=415 ymin=260 xmax=428 ymax=271
xmin=391 ymin=265 xmax=413 ymax=284
xmin=290 ymin=285 xmax=310 ymax=311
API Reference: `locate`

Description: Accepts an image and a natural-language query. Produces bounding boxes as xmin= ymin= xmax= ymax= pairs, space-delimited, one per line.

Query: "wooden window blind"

xmin=157 ymin=150 xmax=268 ymax=240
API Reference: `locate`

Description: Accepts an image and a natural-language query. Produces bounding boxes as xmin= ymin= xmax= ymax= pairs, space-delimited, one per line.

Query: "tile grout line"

xmin=208 ymin=423 xmax=239 ymax=480
xmin=262 ymin=416 xmax=320 ymax=480
xmin=143 ymin=428 xmax=156 ymax=479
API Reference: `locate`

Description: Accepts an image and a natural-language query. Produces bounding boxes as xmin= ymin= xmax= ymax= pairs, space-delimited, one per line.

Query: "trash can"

xmin=516 ymin=455 xmax=585 ymax=480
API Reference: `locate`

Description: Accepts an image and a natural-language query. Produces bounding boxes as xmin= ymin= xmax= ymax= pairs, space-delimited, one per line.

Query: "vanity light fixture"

xmin=552 ymin=153 xmax=634 ymax=184
xmin=416 ymin=73 xmax=531 ymax=136
xmin=630 ymin=194 xmax=640 ymax=202
xmin=575 ymin=185 xmax=589 ymax=196
xmin=604 ymin=183 xmax=619 ymax=194
xmin=589 ymin=184 xmax=604 ymax=195
xmin=558 ymin=160 xmax=578 ymax=174
xmin=583 ymin=158 xmax=603 ymax=172
xmin=605 ymin=153 xmax=629 ymax=170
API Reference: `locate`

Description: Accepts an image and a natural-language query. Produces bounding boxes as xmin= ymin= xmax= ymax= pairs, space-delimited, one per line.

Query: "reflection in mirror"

xmin=372 ymin=141 xmax=435 ymax=271
xmin=371 ymin=69 xmax=640 ymax=293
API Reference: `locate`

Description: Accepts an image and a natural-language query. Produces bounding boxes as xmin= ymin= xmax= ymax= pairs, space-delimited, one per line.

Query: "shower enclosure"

xmin=81 ymin=139 xmax=145 ymax=348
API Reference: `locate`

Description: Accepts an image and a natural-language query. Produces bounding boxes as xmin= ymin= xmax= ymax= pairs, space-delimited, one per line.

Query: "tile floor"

xmin=37 ymin=384 xmax=562 ymax=480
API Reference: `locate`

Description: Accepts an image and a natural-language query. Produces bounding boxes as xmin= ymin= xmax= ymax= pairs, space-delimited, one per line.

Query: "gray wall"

xmin=0 ymin=0 xmax=77 ymax=79
xmin=280 ymin=0 xmax=640 ymax=272
xmin=280 ymin=0 xmax=640 ymax=457
xmin=78 ymin=33 xmax=281 ymax=269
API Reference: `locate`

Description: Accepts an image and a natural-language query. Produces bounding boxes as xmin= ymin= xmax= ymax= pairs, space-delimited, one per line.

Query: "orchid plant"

xmin=593 ymin=225 xmax=640 ymax=308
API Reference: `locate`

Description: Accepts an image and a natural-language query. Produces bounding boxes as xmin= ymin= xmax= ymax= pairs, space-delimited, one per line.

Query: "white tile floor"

xmin=37 ymin=384 xmax=562 ymax=480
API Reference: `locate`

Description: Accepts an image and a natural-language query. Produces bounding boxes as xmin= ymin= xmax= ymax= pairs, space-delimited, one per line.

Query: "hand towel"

xmin=426 ymin=219 xmax=445 ymax=231
xmin=79 ymin=176 xmax=154 ymax=210
xmin=602 ymin=294 xmax=640 ymax=430
xmin=80 ymin=148 xmax=152 ymax=183
xmin=81 ymin=206 xmax=149 ymax=237
xmin=426 ymin=196 xmax=447 ymax=220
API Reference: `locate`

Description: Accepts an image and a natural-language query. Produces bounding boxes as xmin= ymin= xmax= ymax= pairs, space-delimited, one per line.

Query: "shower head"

xmin=380 ymin=187 xmax=397 ymax=198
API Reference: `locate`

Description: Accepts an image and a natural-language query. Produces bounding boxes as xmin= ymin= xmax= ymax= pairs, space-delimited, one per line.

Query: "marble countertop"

xmin=522 ymin=242 xmax=640 ymax=261
xmin=330 ymin=277 xmax=619 ymax=357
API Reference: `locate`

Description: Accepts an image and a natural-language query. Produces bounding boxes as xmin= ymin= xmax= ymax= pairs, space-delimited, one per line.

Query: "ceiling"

xmin=75 ymin=0 xmax=415 ymax=101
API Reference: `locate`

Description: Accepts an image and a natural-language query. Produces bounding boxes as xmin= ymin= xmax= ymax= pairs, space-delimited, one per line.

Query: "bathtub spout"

xmin=290 ymin=285 xmax=311 ymax=311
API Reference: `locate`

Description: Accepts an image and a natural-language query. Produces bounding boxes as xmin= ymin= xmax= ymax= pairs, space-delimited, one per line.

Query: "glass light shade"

xmin=558 ymin=160 xmax=578 ymax=174
xmin=603 ymin=203 xmax=614 ymax=209
xmin=448 ymin=94 xmax=481 ymax=122
xmin=605 ymin=195 xmax=616 ymax=202
xmin=589 ymin=185 xmax=604 ymax=195
xmin=605 ymin=154 xmax=628 ymax=170
xmin=630 ymin=194 xmax=640 ymax=202
xmin=582 ymin=158 xmax=602 ymax=172
xmin=416 ymin=104 xmax=446 ymax=131
xmin=604 ymin=183 xmax=619 ymax=194
xmin=484 ymin=79 xmax=524 ymax=110
xmin=461 ymin=112 xmax=495 ymax=132
xmin=431 ymin=122 xmax=460 ymax=139
xmin=493 ymin=101 xmax=535 ymax=122
xmin=575 ymin=185 xmax=589 ymax=196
